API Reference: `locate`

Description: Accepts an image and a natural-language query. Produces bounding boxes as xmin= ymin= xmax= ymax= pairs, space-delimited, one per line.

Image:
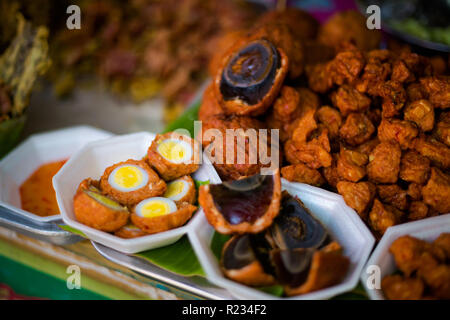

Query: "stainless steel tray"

xmin=92 ymin=241 xmax=234 ymax=300
xmin=0 ymin=205 xmax=82 ymax=245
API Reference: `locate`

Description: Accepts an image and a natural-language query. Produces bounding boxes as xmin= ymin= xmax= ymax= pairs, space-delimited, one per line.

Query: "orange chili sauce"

xmin=19 ymin=160 xmax=67 ymax=217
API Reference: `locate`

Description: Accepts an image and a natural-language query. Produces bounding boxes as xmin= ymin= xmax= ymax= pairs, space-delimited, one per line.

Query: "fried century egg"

xmin=134 ymin=197 xmax=177 ymax=218
xmin=164 ymin=175 xmax=196 ymax=204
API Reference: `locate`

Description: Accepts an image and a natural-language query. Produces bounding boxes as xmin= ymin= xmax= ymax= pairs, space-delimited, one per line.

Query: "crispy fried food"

xmin=422 ymin=167 xmax=450 ymax=214
xmin=404 ymin=100 xmax=434 ymax=132
xmin=147 ymin=132 xmax=201 ymax=181
xmin=281 ymin=164 xmax=325 ymax=186
xmin=339 ymin=113 xmax=375 ymax=146
xmin=377 ymin=184 xmax=408 ymax=211
xmin=399 ymin=150 xmax=431 ymax=184
xmin=419 ymin=263 xmax=450 ymax=299
xmin=407 ymin=183 xmax=422 ymax=201
xmin=163 ymin=175 xmax=196 ymax=205
xmin=369 ymin=199 xmax=404 ymax=235
xmin=131 ymin=202 xmax=197 ymax=235
xmin=389 ymin=235 xmax=434 ymax=276
xmin=337 ymin=148 xmax=368 ymax=182
xmin=355 ymin=51 xmax=391 ymax=94
xmin=315 ymin=106 xmax=342 ymax=139
xmin=435 ymin=111 xmax=450 ymax=146
xmin=406 ymin=82 xmax=427 ymax=102
xmin=377 ymin=118 xmax=419 ymax=150
xmin=413 ymin=136 xmax=450 ymax=169
xmin=367 ymin=141 xmax=401 ymax=184
xmin=373 ymin=80 xmax=407 ymax=118
xmin=198 ymin=83 xmax=224 ymax=121
xmin=420 ymin=76 xmax=450 ymax=109
xmin=332 ymin=49 xmax=365 ymax=86
xmin=114 ymin=223 xmax=147 ymax=239
xmin=201 ymin=114 xmax=272 ymax=180
xmin=322 ymin=154 xmax=341 ymax=189
xmin=337 ymin=181 xmax=376 ymax=219
xmin=433 ymin=233 xmax=450 ymax=259
xmin=355 ymin=137 xmax=379 ymax=154
xmin=73 ymin=179 xmax=129 ymax=232
xmin=318 ymin=10 xmax=381 ymax=51
xmin=407 ymin=201 xmax=429 ymax=221
xmin=100 ymin=159 xmax=167 ymax=206
xmin=381 ymin=275 xmax=424 ymax=300
xmin=306 ymin=62 xmax=335 ymax=93
xmin=331 ymin=85 xmax=371 ymax=116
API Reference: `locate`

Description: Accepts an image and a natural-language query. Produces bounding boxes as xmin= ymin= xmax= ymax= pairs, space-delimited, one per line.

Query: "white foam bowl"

xmin=0 ymin=126 xmax=112 ymax=223
xmin=53 ymin=132 xmax=221 ymax=254
xmin=188 ymin=178 xmax=375 ymax=300
xmin=361 ymin=214 xmax=450 ymax=300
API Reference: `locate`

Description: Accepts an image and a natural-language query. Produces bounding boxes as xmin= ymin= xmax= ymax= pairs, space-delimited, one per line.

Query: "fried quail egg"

xmin=157 ymin=139 xmax=193 ymax=164
xmin=164 ymin=179 xmax=190 ymax=201
xmin=108 ymin=164 xmax=149 ymax=192
xmin=135 ymin=197 xmax=177 ymax=218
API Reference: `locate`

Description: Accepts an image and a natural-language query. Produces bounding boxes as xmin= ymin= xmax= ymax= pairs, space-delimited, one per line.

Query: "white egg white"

xmin=108 ymin=164 xmax=149 ymax=192
xmin=135 ymin=197 xmax=177 ymax=218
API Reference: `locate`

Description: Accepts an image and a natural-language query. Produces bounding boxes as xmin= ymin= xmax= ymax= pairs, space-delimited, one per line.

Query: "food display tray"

xmin=92 ymin=241 xmax=234 ymax=300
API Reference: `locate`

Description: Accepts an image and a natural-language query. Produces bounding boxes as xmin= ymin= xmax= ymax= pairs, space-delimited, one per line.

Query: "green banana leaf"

xmin=0 ymin=115 xmax=26 ymax=158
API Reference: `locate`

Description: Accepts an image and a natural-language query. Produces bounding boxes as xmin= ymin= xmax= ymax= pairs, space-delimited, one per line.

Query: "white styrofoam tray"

xmin=0 ymin=126 xmax=112 ymax=223
xmin=188 ymin=178 xmax=376 ymax=300
xmin=361 ymin=214 xmax=450 ymax=300
xmin=53 ymin=132 xmax=221 ymax=254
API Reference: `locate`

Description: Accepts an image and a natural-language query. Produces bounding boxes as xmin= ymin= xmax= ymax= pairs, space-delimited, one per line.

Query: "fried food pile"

xmin=199 ymin=8 xmax=450 ymax=238
xmin=73 ymin=132 xmax=200 ymax=237
xmin=382 ymin=233 xmax=450 ymax=300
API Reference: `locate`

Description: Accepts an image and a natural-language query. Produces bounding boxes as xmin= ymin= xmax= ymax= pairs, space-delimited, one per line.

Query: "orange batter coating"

xmin=163 ymin=175 xmax=196 ymax=205
xmin=100 ymin=159 xmax=166 ymax=206
xmin=73 ymin=178 xmax=129 ymax=232
xmin=114 ymin=223 xmax=147 ymax=239
xmin=381 ymin=275 xmax=424 ymax=300
xmin=281 ymin=164 xmax=325 ymax=186
xmin=337 ymin=181 xmax=376 ymax=219
xmin=198 ymin=83 xmax=224 ymax=122
xmin=131 ymin=202 xmax=197 ymax=234
xmin=147 ymin=132 xmax=201 ymax=181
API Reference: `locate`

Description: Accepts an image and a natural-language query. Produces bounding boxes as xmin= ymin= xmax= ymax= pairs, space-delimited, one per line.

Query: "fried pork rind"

xmin=435 ymin=111 xmax=450 ymax=147
xmin=147 ymin=132 xmax=201 ymax=181
xmin=407 ymin=183 xmax=423 ymax=201
xmin=377 ymin=118 xmax=419 ymax=150
xmin=399 ymin=150 xmax=431 ymax=184
xmin=404 ymin=100 xmax=435 ymax=132
xmin=322 ymin=154 xmax=341 ymax=189
xmin=284 ymin=243 xmax=349 ymax=296
xmin=337 ymin=148 xmax=368 ymax=182
xmin=412 ymin=136 xmax=450 ymax=169
xmin=367 ymin=141 xmax=401 ymax=184
xmin=422 ymin=167 xmax=450 ymax=214
xmin=373 ymin=80 xmax=407 ymax=118
xmin=337 ymin=181 xmax=376 ymax=219
xmin=331 ymin=85 xmax=371 ymax=116
xmin=407 ymin=201 xmax=429 ymax=221
xmin=433 ymin=233 xmax=450 ymax=259
xmin=73 ymin=178 xmax=129 ymax=232
xmin=419 ymin=263 xmax=450 ymax=299
xmin=281 ymin=164 xmax=325 ymax=186
xmin=381 ymin=275 xmax=424 ymax=300
xmin=317 ymin=10 xmax=381 ymax=52
xmin=339 ymin=113 xmax=375 ymax=146
xmin=369 ymin=199 xmax=404 ymax=236
xmin=100 ymin=159 xmax=166 ymax=206
xmin=420 ymin=76 xmax=450 ymax=109
xmin=315 ymin=106 xmax=342 ymax=140
xmin=377 ymin=184 xmax=408 ymax=211
xmin=131 ymin=202 xmax=197 ymax=235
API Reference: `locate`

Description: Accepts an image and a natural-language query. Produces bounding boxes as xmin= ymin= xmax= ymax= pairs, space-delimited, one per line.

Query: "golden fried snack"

xmin=369 ymin=199 xmax=403 ymax=236
xmin=131 ymin=200 xmax=197 ymax=235
xmin=407 ymin=201 xmax=429 ymax=221
xmin=435 ymin=111 xmax=450 ymax=147
xmin=213 ymin=38 xmax=289 ymax=116
xmin=404 ymin=100 xmax=435 ymax=132
xmin=318 ymin=10 xmax=381 ymax=52
xmin=147 ymin=132 xmax=201 ymax=181
xmin=337 ymin=181 xmax=376 ymax=219
xmin=420 ymin=76 xmax=450 ymax=109
xmin=114 ymin=223 xmax=147 ymax=239
xmin=315 ymin=106 xmax=342 ymax=139
xmin=201 ymin=114 xmax=271 ymax=180
xmin=406 ymin=82 xmax=427 ymax=102
xmin=367 ymin=141 xmax=401 ymax=184
xmin=433 ymin=233 xmax=450 ymax=259
xmin=322 ymin=154 xmax=341 ymax=189
xmin=100 ymin=159 xmax=166 ymax=206
xmin=332 ymin=49 xmax=366 ymax=86
xmin=381 ymin=275 xmax=424 ymax=300
xmin=389 ymin=235 xmax=428 ymax=276
xmin=281 ymin=164 xmax=325 ymax=186
xmin=377 ymin=118 xmax=419 ymax=150
xmin=373 ymin=80 xmax=407 ymax=118
xmin=399 ymin=150 xmax=431 ymax=184
xmin=330 ymin=85 xmax=371 ymax=116
xmin=198 ymin=83 xmax=224 ymax=122
xmin=355 ymin=51 xmax=392 ymax=94
xmin=419 ymin=263 xmax=450 ymax=299
xmin=284 ymin=246 xmax=349 ymax=296
xmin=339 ymin=113 xmax=375 ymax=146
xmin=413 ymin=136 xmax=450 ymax=169
xmin=73 ymin=178 xmax=129 ymax=232
xmin=376 ymin=184 xmax=408 ymax=211
xmin=336 ymin=148 xmax=368 ymax=182
xmin=407 ymin=183 xmax=423 ymax=201
xmin=163 ymin=175 xmax=196 ymax=205
xmin=422 ymin=167 xmax=450 ymax=214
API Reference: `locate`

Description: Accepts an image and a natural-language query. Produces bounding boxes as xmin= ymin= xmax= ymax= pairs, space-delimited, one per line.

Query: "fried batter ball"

xmin=100 ymin=159 xmax=166 ymax=206
xmin=367 ymin=141 xmax=401 ymax=184
xmin=281 ymin=163 xmax=325 ymax=186
xmin=131 ymin=201 xmax=197 ymax=235
xmin=337 ymin=181 xmax=376 ymax=219
xmin=147 ymin=132 xmax=201 ymax=181
xmin=318 ymin=11 xmax=381 ymax=52
xmin=73 ymin=178 xmax=129 ymax=232
xmin=422 ymin=167 xmax=450 ymax=214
